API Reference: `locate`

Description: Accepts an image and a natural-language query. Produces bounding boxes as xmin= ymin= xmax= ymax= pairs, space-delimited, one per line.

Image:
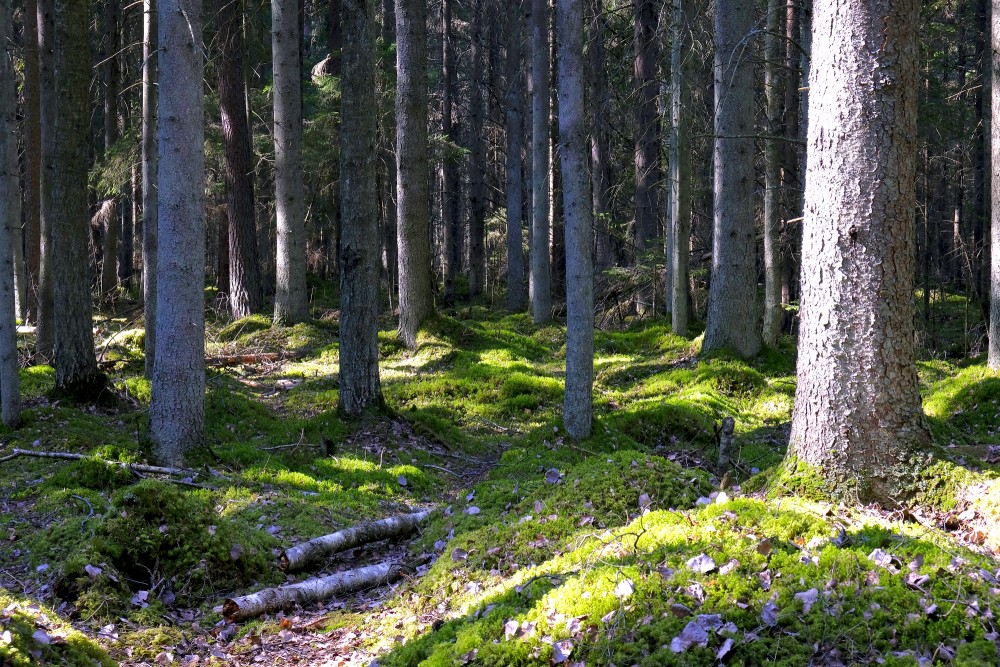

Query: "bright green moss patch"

xmin=0 ymin=591 xmax=115 ymax=667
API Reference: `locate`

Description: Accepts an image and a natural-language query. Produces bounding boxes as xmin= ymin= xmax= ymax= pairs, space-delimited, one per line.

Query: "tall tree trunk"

xmin=529 ymin=0 xmax=551 ymax=323
xmin=22 ymin=0 xmax=41 ymax=324
xmin=506 ymin=0 xmax=527 ymax=311
xmin=787 ymin=0 xmax=930 ymax=501
xmin=633 ymin=0 xmax=660 ymax=253
xmin=990 ymin=0 xmax=1000 ymax=368
xmin=702 ymin=0 xmax=760 ymax=358
xmin=218 ymin=0 xmax=263 ymax=319
xmin=100 ymin=0 xmax=120 ymax=295
xmin=49 ymin=0 xmax=107 ymax=398
xmin=588 ymin=0 xmax=612 ymax=272
xmin=142 ymin=0 xmax=158 ymax=377
xmin=549 ymin=15 xmax=565 ymax=298
xmin=669 ymin=0 xmax=691 ymax=336
xmin=150 ymin=0 xmax=206 ymax=464
xmin=762 ymin=0 xmax=783 ymax=345
xmin=380 ymin=0 xmax=398 ymax=304
xmin=781 ymin=0 xmax=801 ymax=327
xmin=558 ymin=0 xmax=592 ymax=439
xmin=119 ymin=163 xmax=135 ymax=288
xmin=273 ymin=0 xmax=309 ymax=324
xmin=467 ymin=0 xmax=487 ymax=298
xmin=328 ymin=0 xmax=342 ymax=70
xmin=396 ymin=0 xmax=433 ymax=348
xmin=35 ymin=0 xmax=55 ymax=360
xmin=339 ymin=0 xmax=383 ymax=415
xmin=0 ymin=3 xmax=21 ymax=425
xmin=441 ymin=0 xmax=460 ymax=304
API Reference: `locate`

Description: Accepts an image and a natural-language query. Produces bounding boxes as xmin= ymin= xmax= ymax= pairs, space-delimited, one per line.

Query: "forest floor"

xmin=1 ymin=289 xmax=999 ymax=666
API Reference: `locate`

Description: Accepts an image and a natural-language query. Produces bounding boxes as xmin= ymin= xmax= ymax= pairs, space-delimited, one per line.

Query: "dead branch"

xmin=279 ymin=511 xmax=430 ymax=572
xmin=0 ymin=448 xmax=202 ymax=477
xmin=205 ymin=352 xmax=303 ymax=367
xmin=223 ymin=561 xmax=402 ymax=622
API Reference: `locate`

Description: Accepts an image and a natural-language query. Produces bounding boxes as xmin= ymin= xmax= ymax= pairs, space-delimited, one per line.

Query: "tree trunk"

xmin=529 ymin=0 xmax=551 ymax=323
xmin=142 ymin=0 xmax=158 ymax=377
xmin=633 ymin=0 xmax=660 ymax=253
xmin=218 ymin=0 xmax=263 ymax=319
xmin=506 ymin=0 xmax=527 ymax=311
xmin=99 ymin=0 xmax=121 ymax=295
xmin=50 ymin=0 xmax=107 ymax=398
xmin=762 ymin=0 xmax=783 ymax=345
xmin=467 ymin=0 xmax=487 ymax=299
xmin=669 ymin=0 xmax=692 ymax=336
xmin=35 ymin=0 xmax=55 ymax=360
xmin=273 ymin=0 xmax=309 ymax=325
xmin=787 ymin=0 xmax=931 ymax=501
xmin=22 ymin=0 xmax=41 ymax=324
xmin=558 ymin=0 xmax=592 ymax=439
xmin=380 ymin=0 xmax=398 ymax=304
xmin=702 ymin=0 xmax=760 ymax=358
xmin=588 ymin=0 xmax=612 ymax=273
xmin=150 ymin=0 xmax=206 ymax=465
xmin=339 ymin=0 xmax=383 ymax=416
xmin=990 ymin=0 xmax=1000 ymax=368
xmin=280 ymin=511 xmax=429 ymax=571
xmin=441 ymin=0 xmax=460 ymax=305
xmin=328 ymin=0 xmax=342 ymax=72
xmin=0 ymin=4 xmax=21 ymax=425
xmin=396 ymin=0 xmax=434 ymax=348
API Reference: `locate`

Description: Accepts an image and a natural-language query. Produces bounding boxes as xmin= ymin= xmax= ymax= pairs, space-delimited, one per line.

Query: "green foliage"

xmin=0 ymin=591 xmax=114 ymax=666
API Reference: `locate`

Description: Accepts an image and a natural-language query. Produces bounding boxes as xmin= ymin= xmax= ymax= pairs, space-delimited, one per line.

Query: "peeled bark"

xmin=668 ymin=0 xmax=691 ymax=336
xmin=280 ymin=511 xmax=429 ymax=571
xmin=468 ymin=0 xmax=487 ymax=298
xmin=529 ymin=0 xmax=551 ymax=324
xmin=505 ymin=0 xmax=527 ymax=311
xmin=0 ymin=5 xmax=21 ymax=425
xmin=787 ymin=0 xmax=930 ymax=502
xmin=339 ymin=0 xmax=383 ymax=416
xmin=142 ymin=0 xmax=157 ymax=377
xmin=150 ymin=0 xmax=206 ymax=465
xmin=633 ymin=0 xmax=660 ymax=252
xmin=762 ymin=0 xmax=783 ymax=345
xmin=702 ymin=0 xmax=760 ymax=358
xmin=224 ymin=561 xmax=402 ymax=622
xmin=558 ymin=0 xmax=593 ymax=440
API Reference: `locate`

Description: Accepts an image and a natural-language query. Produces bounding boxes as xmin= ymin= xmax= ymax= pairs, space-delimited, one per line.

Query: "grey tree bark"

xmin=339 ymin=0 xmax=384 ymax=416
xmin=273 ymin=0 xmax=309 ymax=325
xmin=633 ymin=0 xmax=660 ymax=253
xmin=441 ymin=0 xmax=460 ymax=305
xmin=35 ymin=0 xmax=55 ymax=360
xmin=99 ymin=0 xmax=120 ymax=295
xmin=762 ymin=0 xmax=783 ymax=345
xmin=529 ymin=0 xmax=552 ymax=324
xmin=787 ymin=0 xmax=931 ymax=502
xmin=506 ymin=0 xmax=527 ymax=311
xmin=0 ymin=4 xmax=21 ymax=425
xmin=395 ymin=0 xmax=434 ymax=348
xmin=380 ymin=0 xmax=398 ymax=302
xmin=22 ymin=0 xmax=40 ymax=324
xmin=558 ymin=0 xmax=593 ymax=439
xmin=51 ymin=0 xmax=107 ymax=398
xmin=588 ymin=0 xmax=612 ymax=272
xmin=142 ymin=0 xmax=158 ymax=377
xmin=468 ymin=0 xmax=487 ymax=298
xmin=150 ymin=0 xmax=206 ymax=465
xmin=702 ymin=0 xmax=760 ymax=358
xmin=991 ymin=0 xmax=1000 ymax=369
xmin=668 ymin=0 xmax=691 ymax=336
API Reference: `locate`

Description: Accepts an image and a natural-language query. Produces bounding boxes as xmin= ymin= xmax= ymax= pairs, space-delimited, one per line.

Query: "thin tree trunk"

xmin=218 ymin=0 xmax=263 ymax=319
xmin=339 ymin=0 xmax=384 ymax=415
xmin=273 ymin=0 xmax=309 ymax=324
xmin=99 ymin=0 xmax=121 ymax=295
xmin=633 ymin=0 xmax=660 ymax=253
xmin=381 ymin=0 xmax=398 ymax=304
xmin=35 ymin=0 xmax=55 ymax=360
xmin=989 ymin=0 xmax=1000 ymax=368
xmin=22 ymin=0 xmax=41 ymax=324
xmin=119 ymin=163 xmax=135 ymax=288
xmin=150 ymin=0 xmax=206 ymax=464
xmin=0 ymin=4 xmax=21 ymax=425
xmin=669 ymin=0 xmax=691 ymax=336
xmin=762 ymin=0 xmax=783 ymax=345
xmin=703 ymin=0 xmax=760 ymax=358
xmin=781 ymin=0 xmax=801 ymax=329
xmin=529 ymin=0 xmax=551 ymax=323
xmin=142 ymin=0 xmax=158 ymax=377
xmin=588 ymin=0 xmax=612 ymax=272
xmin=396 ymin=0 xmax=433 ymax=348
xmin=441 ymin=0 xmax=460 ymax=305
xmin=506 ymin=0 xmax=527 ymax=311
xmin=468 ymin=0 xmax=487 ymax=298
xmin=558 ymin=0 xmax=593 ymax=439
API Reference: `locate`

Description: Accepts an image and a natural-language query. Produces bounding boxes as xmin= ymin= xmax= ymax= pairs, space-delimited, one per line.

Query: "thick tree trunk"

xmin=218 ymin=0 xmax=263 ymax=319
xmin=99 ymin=0 xmax=121 ymax=296
xmin=273 ymin=0 xmax=309 ymax=325
xmin=787 ymin=0 xmax=931 ymax=501
xmin=990 ymin=0 xmax=1000 ymax=368
xmin=633 ymin=0 xmax=660 ymax=253
xmin=558 ymin=0 xmax=593 ymax=440
xmin=506 ymin=0 xmax=527 ymax=311
xmin=51 ymin=0 xmax=107 ymax=398
xmin=588 ymin=0 xmax=612 ymax=272
xmin=35 ymin=0 xmax=55 ymax=360
xmin=762 ymin=0 xmax=783 ymax=345
xmin=396 ymin=0 xmax=434 ymax=348
xmin=339 ymin=0 xmax=383 ymax=416
xmin=380 ymin=0 xmax=398 ymax=304
xmin=150 ymin=0 xmax=206 ymax=465
xmin=0 ymin=5 xmax=21 ymax=425
xmin=441 ymin=0 xmax=460 ymax=305
xmin=22 ymin=0 xmax=41 ymax=324
xmin=529 ymin=0 xmax=551 ymax=323
xmin=142 ymin=0 xmax=157 ymax=377
xmin=468 ymin=0 xmax=487 ymax=299
xmin=702 ymin=0 xmax=760 ymax=358
xmin=669 ymin=0 xmax=691 ymax=336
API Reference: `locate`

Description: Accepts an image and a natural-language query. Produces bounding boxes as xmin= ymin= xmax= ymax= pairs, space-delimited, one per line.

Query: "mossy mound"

xmin=0 ymin=590 xmax=115 ymax=666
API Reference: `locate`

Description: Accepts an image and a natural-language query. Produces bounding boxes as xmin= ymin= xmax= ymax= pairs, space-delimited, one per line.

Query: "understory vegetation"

xmin=1 ymin=292 xmax=998 ymax=666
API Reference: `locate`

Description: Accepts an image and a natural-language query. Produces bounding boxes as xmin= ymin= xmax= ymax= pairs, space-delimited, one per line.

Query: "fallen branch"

xmin=223 ymin=561 xmax=402 ymax=622
xmin=280 ymin=511 xmax=430 ymax=572
xmin=0 ymin=449 xmax=202 ymax=477
xmin=205 ymin=352 xmax=303 ymax=367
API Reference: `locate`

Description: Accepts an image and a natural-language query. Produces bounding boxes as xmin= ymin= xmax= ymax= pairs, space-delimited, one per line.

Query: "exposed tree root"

xmin=280 ymin=511 xmax=430 ymax=571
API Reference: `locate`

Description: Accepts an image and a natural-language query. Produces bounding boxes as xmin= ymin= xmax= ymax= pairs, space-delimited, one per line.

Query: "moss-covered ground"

xmin=1 ymin=294 xmax=998 ymax=665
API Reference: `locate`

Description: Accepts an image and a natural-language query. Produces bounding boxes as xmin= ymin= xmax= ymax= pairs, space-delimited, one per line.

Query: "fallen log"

xmin=205 ymin=352 xmax=303 ymax=367
xmin=280 ymin=511 xmax=430 ymax=572
xmin=0 ymin=448 xmax=202 ymax=477
xmin=223 ymin=561 xmax=402 ymax=622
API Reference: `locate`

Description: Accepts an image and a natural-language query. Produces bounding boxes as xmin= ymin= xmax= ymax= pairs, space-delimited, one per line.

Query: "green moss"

xmin=217 ymin=314 xmax=273 ymax=342
xmin=49 ymin=457 xmax=133 ymax=491
xmin=0 ymin=591 xmax=115 ymax=666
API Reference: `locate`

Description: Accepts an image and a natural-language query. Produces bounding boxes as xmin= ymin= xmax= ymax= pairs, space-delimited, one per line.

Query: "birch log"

xmin=280 ymin=510 xmax=430 ymax=571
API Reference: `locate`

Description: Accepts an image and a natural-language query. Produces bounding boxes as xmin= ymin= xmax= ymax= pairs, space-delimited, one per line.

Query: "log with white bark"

xmin=279 ymin=510 xmax=430 ymax=571
xmin=223 ymin=561 xmax=402 ymax=622
xmin=0 ymin=448 xmax=208 ymax=476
